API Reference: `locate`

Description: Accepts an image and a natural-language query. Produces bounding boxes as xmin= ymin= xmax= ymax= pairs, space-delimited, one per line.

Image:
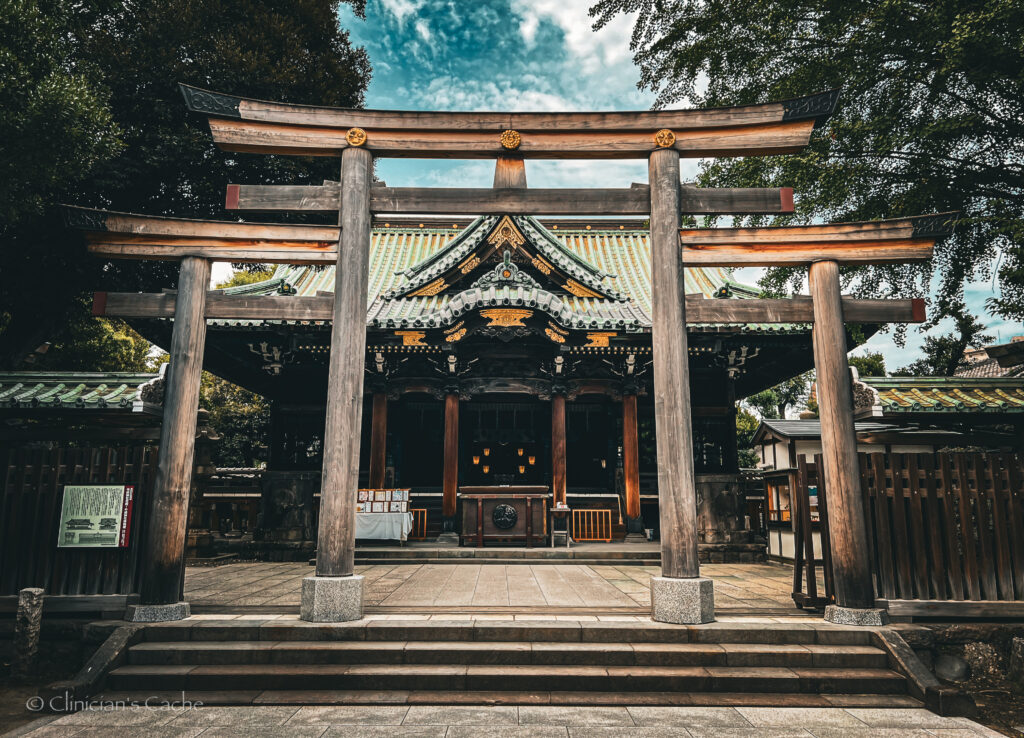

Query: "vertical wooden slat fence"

xmin=0 ymin=444 xmax=157 ymax=596
xmin=572 ymin=509 xmax=612 ymax=542
xmin=409 ymin=508 xmax=428 ymax=540
xmin=794 ymin=452 xmax=1024 ymax=609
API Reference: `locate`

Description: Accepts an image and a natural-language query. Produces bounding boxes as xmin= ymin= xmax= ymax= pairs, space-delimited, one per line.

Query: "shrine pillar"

xmin=440 ymin=389 xmax=460 ymax=542
xmin=648 ymin=147 xmax=714 ymax=623
xmin=622 ymin=390 xmax=646 ymax=542
xmin=809 ymin=260 xmax=883 ymax=624
xmin=131 ymin=255 xmax=210 ymax=621
xmin=303 ymin=145 xmax=372 ymax=622
xmin=551 ymin=388 xmax=567 ymax=508
xmin=368 ymin=392 xmax=388 ymax=489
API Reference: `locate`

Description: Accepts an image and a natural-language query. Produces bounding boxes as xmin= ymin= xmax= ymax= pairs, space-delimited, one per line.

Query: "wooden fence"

xmin=0 ymin=444 xmax=156 ymax=597
xmin=572 ymin=509 xmax=612 ymax=542
xmin=793 ymin=452 xmax=1024 ymax=613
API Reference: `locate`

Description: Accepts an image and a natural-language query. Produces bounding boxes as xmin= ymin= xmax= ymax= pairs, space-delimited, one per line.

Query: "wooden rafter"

xmin=679 ymin=214 xmax=957 ymax=266
xmin=94 ymin=290 xmax=926 ymax=325
xmin=224 ymin=183 xmax=795 ymax=216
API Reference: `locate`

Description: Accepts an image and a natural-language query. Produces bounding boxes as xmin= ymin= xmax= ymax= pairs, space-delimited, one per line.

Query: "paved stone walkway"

xmin=13 ymin=704 xmax=1006 ymax=737
xmin=184 ymin=562 xmax=810 ymax=612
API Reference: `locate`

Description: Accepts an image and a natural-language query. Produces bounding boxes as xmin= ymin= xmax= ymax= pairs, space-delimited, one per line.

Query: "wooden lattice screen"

xmin=793 ymin=452 xmax=1024 ymax=608
xmin=0 ymin=444 xmax=156 ymax=596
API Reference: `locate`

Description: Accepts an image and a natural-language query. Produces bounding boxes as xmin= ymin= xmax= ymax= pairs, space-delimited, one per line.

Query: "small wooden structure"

xmin=63 ymin=84 xmax=953 ymax=619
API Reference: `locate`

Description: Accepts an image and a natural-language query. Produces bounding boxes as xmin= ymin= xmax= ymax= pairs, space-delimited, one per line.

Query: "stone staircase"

xmin=95 ymin=619 xmax=921 ymax=706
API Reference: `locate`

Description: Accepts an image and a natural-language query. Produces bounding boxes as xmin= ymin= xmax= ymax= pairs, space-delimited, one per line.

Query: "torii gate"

xmin=66 ymin=85 xmax=953 ymax=625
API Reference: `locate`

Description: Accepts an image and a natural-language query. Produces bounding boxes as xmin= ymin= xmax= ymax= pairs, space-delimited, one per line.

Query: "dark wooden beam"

xmin=182 ymin=83 xmax=838 ymax=131
xmin=443 ymin=392 xmax=459 ymax=519
xmin=551 ymin=391 xmax=567 ymax=508
xmin=224 ymin=183 xmax=795 ymax=216
xmin=368 ymin=392 xmax=387 ymax=489
xmin=95 ymin=291 xmax=927 ymax=325
xmin=680 ymin=214 xmax=956 ymax=266
xmin=623 ymin=393 xmax=640 ymax=520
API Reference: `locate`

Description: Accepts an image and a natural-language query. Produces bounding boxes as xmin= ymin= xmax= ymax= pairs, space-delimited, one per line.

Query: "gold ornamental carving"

xmin=346 ymin=127 xmax=368 ymax=146
xmin=395 ymin=330 xmax=426 ymax=346
xmin=564 ymin=279 xmax=602 ymax=298
xmin=409 ymin=277 xmax=447 ymax=297
xmin=445 ymin=328 xmax=467 ymax=343
xmin=500 ymin=129 xmax=521 ymax=150
xmin=458 ymin=255 xmax=481 ymax=274
xmin=585 ymin=331 xmax=616 ymax=347
xmin=654 ymin=129 xmax=676 ymax=148
xmin=545 ymin=321 xmax=568 ymax=344
xmin=487 ymin=215 xmax=526 ymax=250
xmin=531 ymin=255 xmax=553 ymax=275
xmin=480 ymin=308 xmax=532 ymax=327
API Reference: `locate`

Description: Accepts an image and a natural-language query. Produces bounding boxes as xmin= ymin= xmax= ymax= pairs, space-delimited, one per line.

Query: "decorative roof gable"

xmin=393 ymin=215 xmax=622 ymax=301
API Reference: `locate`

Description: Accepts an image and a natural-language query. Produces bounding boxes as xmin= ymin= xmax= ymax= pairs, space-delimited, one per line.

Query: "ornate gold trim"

xmin=545 ymin=328 xmax=566 ymax=343
xmin=480 ymin=308 xmax=532 ymax=327
xmin=409 ymin=277 xmax=447 ymax=296
xmin=500 ymin=129 xmax=521 ymax=150
xmin=347 ymin=127 xmax=368 ymax=146
xmin=531 ymin=255 xmax=553 ymax=275
xmin=395 ymin=330 xmax=426 ymax=346
xmin=487 ymin=215 xmax=526 ymax=250
xmin=564 ymin=279 xmax=602 ymax=298
xmin=654 ymin=129 xmax=675 ymax=148
xmin=458 ymin=254 xmax=481 ymax=274
xmin=585 ymin=332 xmax=616 ymax=347
xmin=445 ymin=328 xmax=466 ymax=343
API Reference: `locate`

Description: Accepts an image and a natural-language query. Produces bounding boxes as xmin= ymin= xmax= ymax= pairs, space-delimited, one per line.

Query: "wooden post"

xmin=551 ymin=391 xmax=567 ymax=507
xmin=140 ymin=256 xmax=210 ymax=605
xmin=493 ymin=156 xmax=527 ymax=189
xmin=623 ymin=393 xmax=641 ymax=519
xmin=315 ymin=145 xmax=372 ymax=578
xmin=442 ymin=391 xmax=459 ymax=519
xmin=368 ymin=392 xmax=387 ymax=489
xmin=650 ymin=147 xmax=700 ymax=579
xmin=809 ymin=259 xmax=875 ymax=609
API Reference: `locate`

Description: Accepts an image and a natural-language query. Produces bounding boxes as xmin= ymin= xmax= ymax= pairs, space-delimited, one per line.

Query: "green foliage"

xmin=215 ymin=268 xmax=273 ymax=289
xmin=199 ymin=372 xmax=269 ymax=468
xmin=893 ymin=308 xmax=993 ymax=376
xmin=849 ymin=351 xmax=887 ymax=378
xmin=745 ymin=371 xmax=812 ymax=419
xmin=735 ymin=407 xmax=761 ymax=468
xmin=0 ymin=0 xmax=369 ymax=369
xmin=591 ymin=0 xmax=1024 ymax=324
xmin=29 ymin=298 xmax=153 ymax=372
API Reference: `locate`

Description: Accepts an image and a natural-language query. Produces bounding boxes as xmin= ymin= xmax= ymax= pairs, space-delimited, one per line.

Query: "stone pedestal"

xmin=651 ymin=576 xmax=715 ymax=624
xmin=301 ymin=575 xmax=364 ymax=622
xmin=624 ymin=515 xmax=647 ymax=543
xmin=125 ymin=602 xmax=191 ymax=622
xmin=824 ymin=604 xmax=889 ymax=626
xmin=435 ymin=532 xmax=459 ymax=547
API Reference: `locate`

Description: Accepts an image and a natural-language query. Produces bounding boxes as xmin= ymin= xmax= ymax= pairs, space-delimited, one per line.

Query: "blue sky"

xmin=329 ymin=0 xmax=1019 ymax=370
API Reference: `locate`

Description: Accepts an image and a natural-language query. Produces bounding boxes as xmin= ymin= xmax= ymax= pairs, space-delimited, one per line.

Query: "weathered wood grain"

xmin=650 ymin=147 xmax=700 ymax=580
xmin=224 ymin=183 xmax=794 ymax=216
xmin=809 ymin=259 xmax=875 ymax=609
xmin=622 ymin=393 xmax=640 ymax=520
xmin=140 ymin=256 xmax=210 ymax=605
xmin=315 ymin=146 xmax=373 ymax=579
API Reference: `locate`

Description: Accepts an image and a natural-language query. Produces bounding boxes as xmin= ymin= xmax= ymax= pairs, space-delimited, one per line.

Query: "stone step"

xmin=107 ymin=663 xmax=907 ymax=694
xmin=128 ymin=640 xmax=888 ymax=669
xmin=140 ymin=620 xmax=872 ymax=646
xmin=91 ymin=688 xmax=925 ymax=708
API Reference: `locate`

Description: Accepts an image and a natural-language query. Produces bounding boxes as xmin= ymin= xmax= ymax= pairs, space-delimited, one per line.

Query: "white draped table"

xmin=355 ymin=512 xmax=413 ymax=542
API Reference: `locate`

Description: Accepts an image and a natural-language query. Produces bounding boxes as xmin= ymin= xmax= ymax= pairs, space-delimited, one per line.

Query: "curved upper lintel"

xmin=178 ymin=84 xmax=840 ymax=158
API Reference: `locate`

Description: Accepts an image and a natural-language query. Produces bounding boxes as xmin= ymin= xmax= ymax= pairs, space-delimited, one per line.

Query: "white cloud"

xmin=414 ymin=17 xmax=432 ymax=42
xmin=511 ymin=0 xmax=637 ymax=75
xmin=380 ymin=0 xmax=427 ymax=25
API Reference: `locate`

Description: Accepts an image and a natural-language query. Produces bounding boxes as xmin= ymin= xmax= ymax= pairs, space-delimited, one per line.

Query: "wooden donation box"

xmin=460 ymin=486 xmax=548 ymax=547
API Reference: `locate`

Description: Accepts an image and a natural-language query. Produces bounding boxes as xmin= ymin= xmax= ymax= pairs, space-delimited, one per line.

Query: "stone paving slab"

xmin=13 ymin=706 xmax=1006 ymax=737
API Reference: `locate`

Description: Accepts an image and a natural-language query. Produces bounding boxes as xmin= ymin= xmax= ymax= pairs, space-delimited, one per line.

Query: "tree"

xmin=745 ymin=372 xmax=812 ymax=419
xmin=893 ymin=308 xmax=993 ymax=376
xmin=27 ymin=297 xmax=153 ymax=372
xmin=0 ymin=0 xmax=369 ymax=369
xmin=199 ymin=372 xmax=270 ymax=468
xmin=735 ymin=407 xmax=761 ymax=468
xmin=591 ymin=0 xmax=1024 ymax=324
xmin=849 ymin=351 xmax=886 ymax=378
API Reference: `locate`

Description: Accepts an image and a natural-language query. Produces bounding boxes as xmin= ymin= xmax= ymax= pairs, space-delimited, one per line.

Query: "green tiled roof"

xmin=217 ymin=216 xmax=802 ymax=334
xmin=860 ymin=376 xmax=1024 ymax=415
xmin=0 ymin=371 xmax=163 ymax=413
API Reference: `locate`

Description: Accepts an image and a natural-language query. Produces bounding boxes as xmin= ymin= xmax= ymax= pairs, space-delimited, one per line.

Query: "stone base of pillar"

xmin=651 ymin=576 xmax=715 ymax=624
xmin=125 ymin=602 xmax=191 ymax=622
xmin=435 ymin=532 xmax=459 ymax=547
xmin=824 ymin=604 xmax=889 ymax=627
xmin=624 ymin=515 xmax=647 ymax=543
xmin=300 ymin=575 xmax=364 ymax=622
